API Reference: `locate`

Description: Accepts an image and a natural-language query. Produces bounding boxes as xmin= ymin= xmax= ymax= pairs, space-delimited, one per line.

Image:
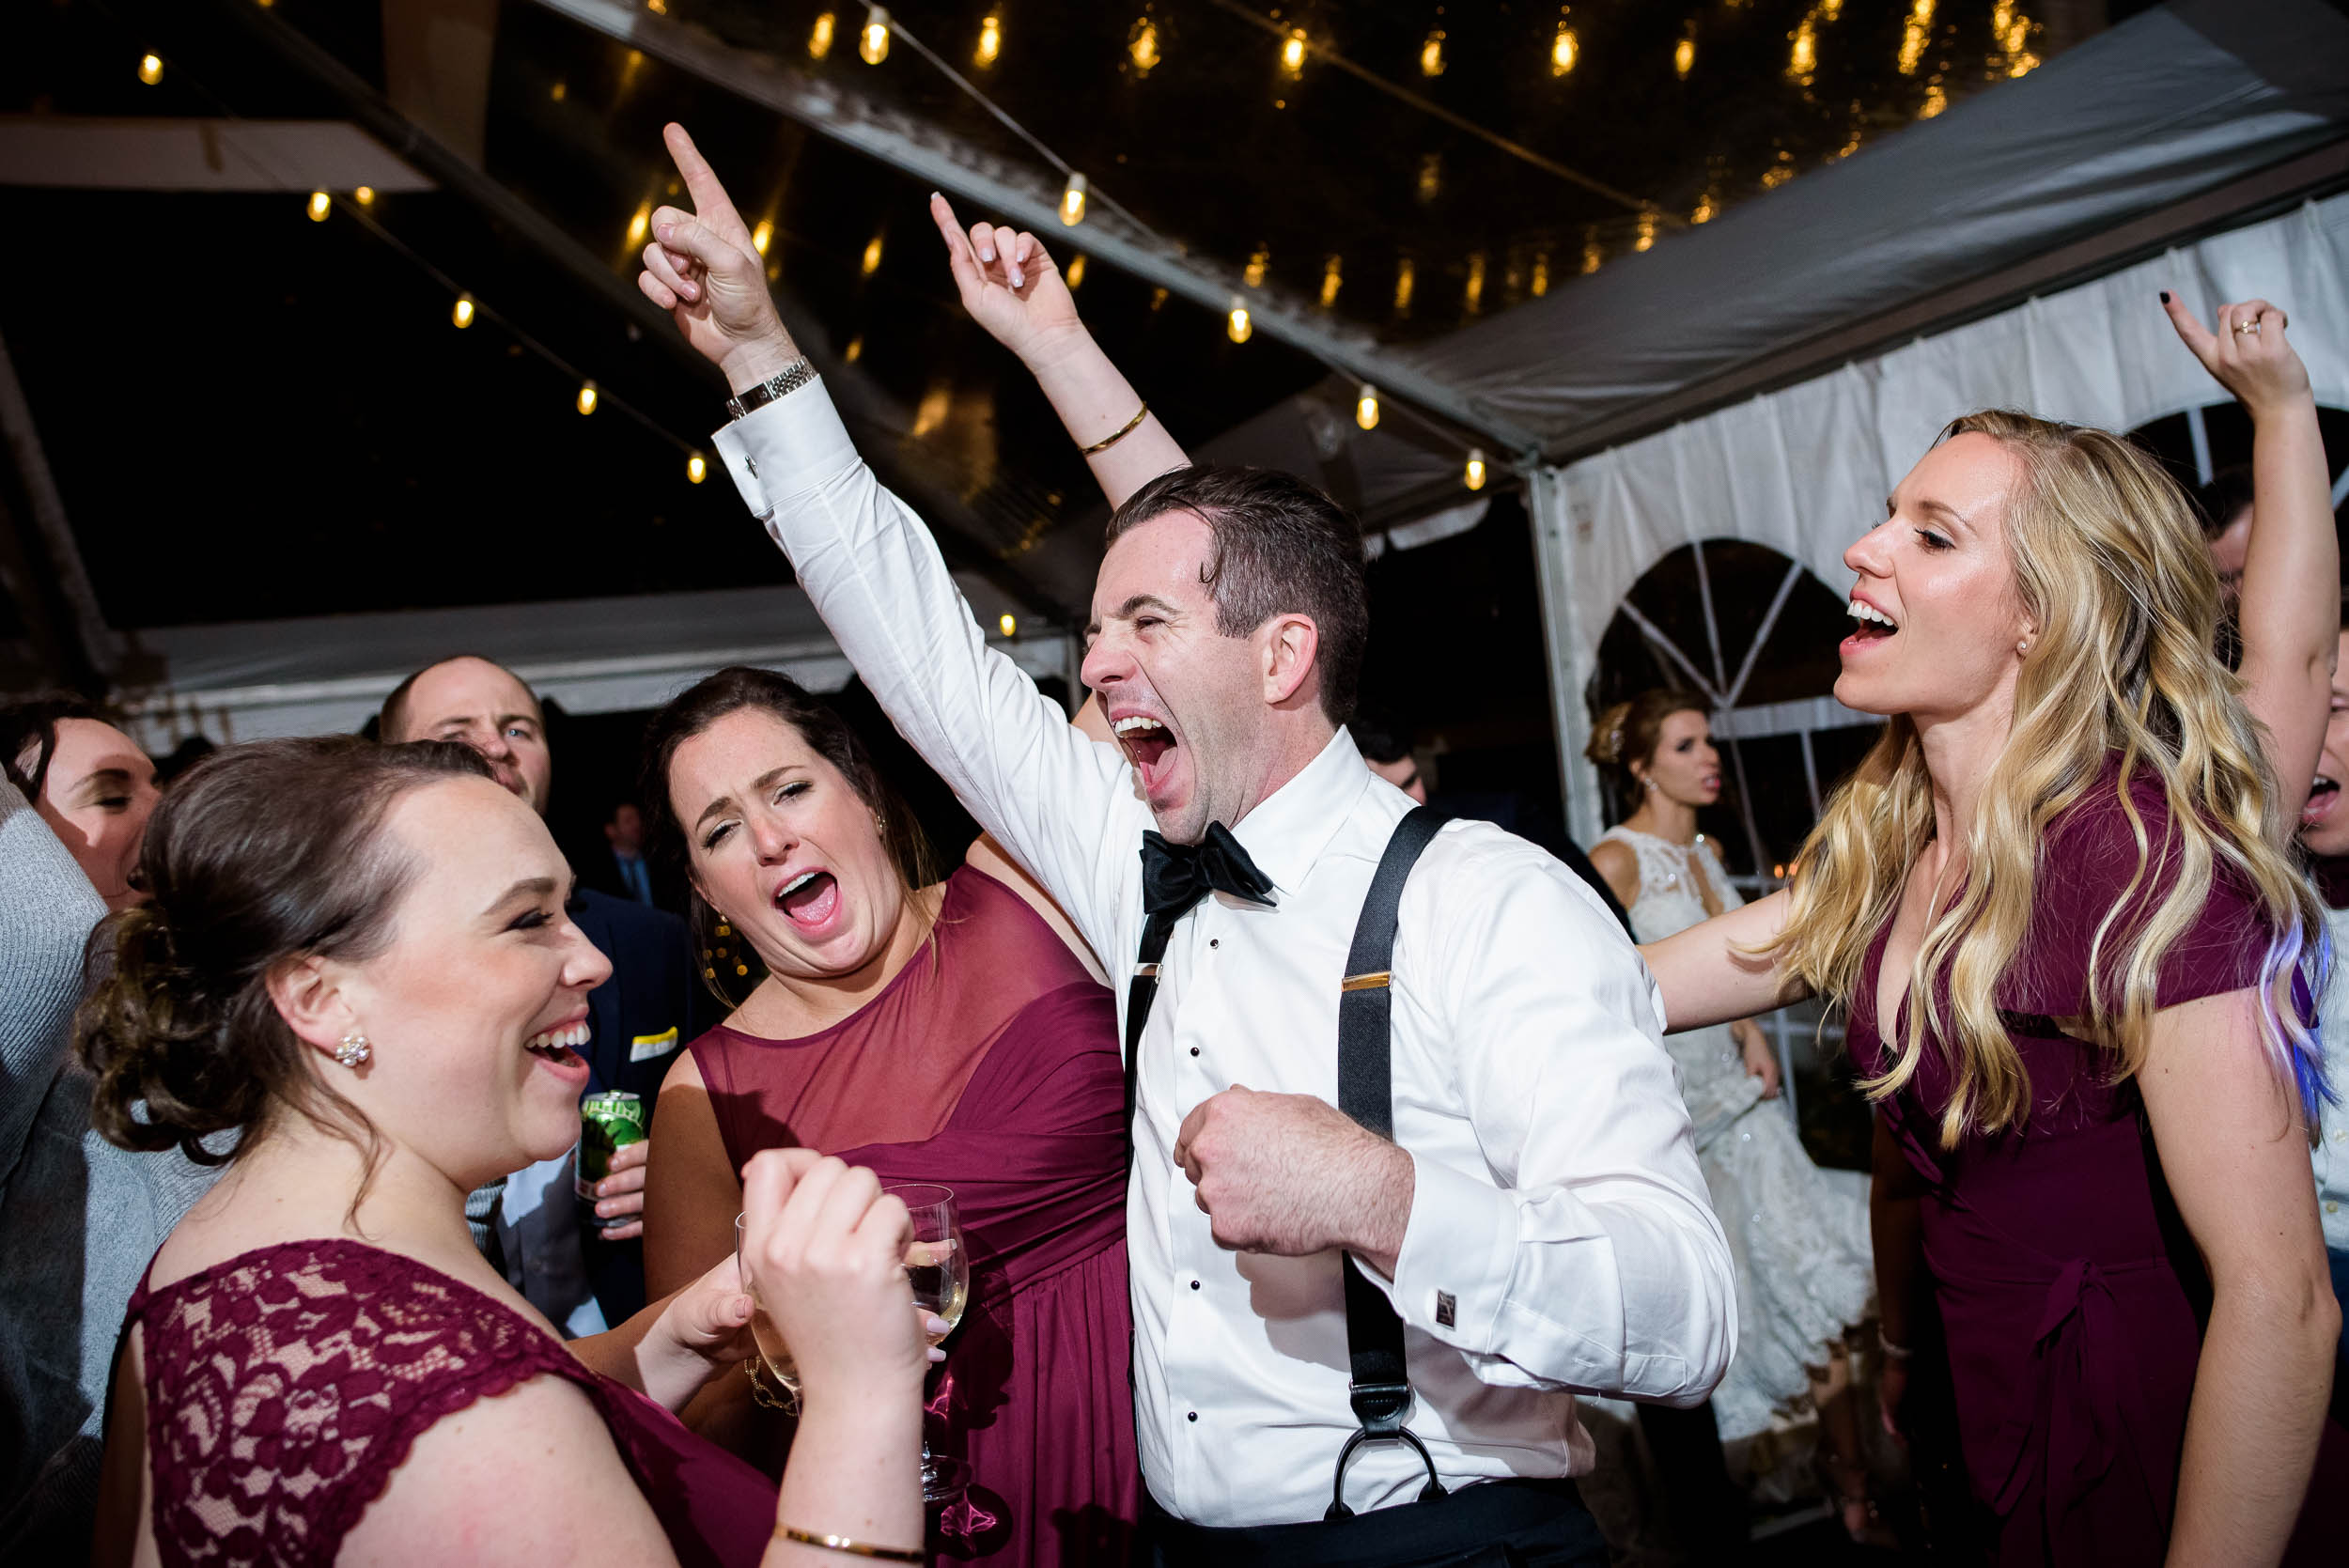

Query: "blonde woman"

xmin=1585 ymin=692 xmax=1879 ymax=1542
xmin=1645 ymin=390 xmax=2342 ymax=1564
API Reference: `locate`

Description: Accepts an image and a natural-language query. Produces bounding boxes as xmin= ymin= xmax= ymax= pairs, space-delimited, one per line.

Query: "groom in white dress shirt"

xmin=640 ymin=127 xmax=1734 ymax=1566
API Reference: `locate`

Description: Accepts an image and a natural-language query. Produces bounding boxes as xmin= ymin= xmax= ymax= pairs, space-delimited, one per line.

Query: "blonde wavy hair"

xmin=1770 ymin=410 xmax=2326 ymax=1148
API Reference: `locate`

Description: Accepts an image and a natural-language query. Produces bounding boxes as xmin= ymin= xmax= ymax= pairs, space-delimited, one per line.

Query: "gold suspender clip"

xmin=1134 ymin=962 xmax=1162 ymax=978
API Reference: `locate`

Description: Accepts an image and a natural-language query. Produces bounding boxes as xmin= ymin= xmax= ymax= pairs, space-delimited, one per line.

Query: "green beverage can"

xmin=577 ymin=1091 xmax=648 ymax=1227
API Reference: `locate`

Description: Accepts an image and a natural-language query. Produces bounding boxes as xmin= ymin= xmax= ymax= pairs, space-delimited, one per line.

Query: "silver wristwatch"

xmin=724 ymin=357 xmax=818 ymax=422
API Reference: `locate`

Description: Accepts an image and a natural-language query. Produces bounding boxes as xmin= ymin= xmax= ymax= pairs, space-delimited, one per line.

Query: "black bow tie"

xmin=1140 ymin=823 xmax=1275 ymax=923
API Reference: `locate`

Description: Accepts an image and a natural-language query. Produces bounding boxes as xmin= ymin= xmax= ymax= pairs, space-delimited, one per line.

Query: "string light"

xmin=1898 ymin=0 xmax=1933 ymax=76
xmin=975 ymin=13 xmax=1001 ymax=68
xmin=138 ymin=53 xmax=163 ymax=85
xmin=1788 ymin=17 xmax=1816 ymax=85
xmin=1280 ymin=28 xmax=1306 ymax=78
xmin=1421 ymin=29 xmax=1446 ymax=77
xmin=1993 ymin=1 xmax=2038 ymax=76
xmin=1226 ymin=299 xmax=1252 ymax=343
xmin=1919 ymin=80 xmax=1948 ymax=117
xmin=1416 ymin=153 xmax=1441 ymax=205
xmin=646 ymin=0 xmax=666 ymax=12
xmin=306 ymin=190 xmax=331 ymax=222
xmin=451 ymin=293 xmax=475 ymax=329
xmin=1355 ymin=384 xmax=1380 ymax=431
xmin=1552 ymin=23 xmax=1579 ymax=77
xmin=1465 ymin=449 xmax=1487 ymax=490
xmin=1530 ymin=251 xmax=1550 ymax=297
xmin=911 ymin=383 xmax=950 ymax=439
xmin=844 ymin=334 xmax=864 ymax=363
xmin=861 ymin=7 xmax=891 ymax=65
xmin=861 ymin=233 xmax=884 ymax=274
xmin=1128 ymin=17 xmax=1160 ymax=75
xmin=1819 ymin=0 xmax=1842 ymax=18
xmin=1244 ymin=247 xmax=1268 ymax=289
xmin=551 ymin=80 xmax=567 ymax=101
xmin=1065 ymin=254 xmax=1087 ymax=288
xmin=627 ymin=201 xmax=652 ymax=247
xmin=1149 ymin=286 xmax=1169 ymax=311
xmin=353 ymin=185 xmax=376 ymax=207
xmin=752 ymin=219 xmax=773 ymax=256
xmin=1691 ymin=190 xmax=1717 ymax=224
xmin=1581 ymin=233 xmax=1603 ymax=274
xmin=810 ymin=10 xmax=836 ymax=58
xmin=1059 ymin=171 xmax=1088 ymax=225
xmin=1673 ymin=33 xmax=1695 ymax=80
xmin=577 ymin=380 xmax=599 ymax=415
xmin=999 ymin=613 xmax=1018 ymax=636
xmin=1319 ymin=256 xmax=1342 ymax=309
xmin=1464 ymin=253 xmax=1486 ymax=313
xmin=1635 ymin=211 xmax=1657 ymax=253
xmin=1394 ymin=257 xmax=1415 ymax=316
xmin=687 ymin=451 xmax=708 ymax=484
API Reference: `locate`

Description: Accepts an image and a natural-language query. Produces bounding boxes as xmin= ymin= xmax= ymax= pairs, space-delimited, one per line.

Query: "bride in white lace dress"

xmin=1586 ymin=691 xmax=1879 ymax=1538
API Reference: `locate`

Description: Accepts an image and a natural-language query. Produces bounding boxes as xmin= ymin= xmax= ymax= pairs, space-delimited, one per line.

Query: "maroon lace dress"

xmin=692 ymin=866 xmax=1136 ymax=1564
xmin=1851 ymin=769 xmax=2345 ymax=1563
xmin=125 ymin=1238 xmax=777 ymax=1567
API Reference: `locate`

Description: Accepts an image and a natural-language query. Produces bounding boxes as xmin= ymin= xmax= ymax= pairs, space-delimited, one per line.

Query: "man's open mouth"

xmin=775 ymin=868 xmax=841 ymax=929
xmin=1113 ymin=713 xmax=1177 ymax=773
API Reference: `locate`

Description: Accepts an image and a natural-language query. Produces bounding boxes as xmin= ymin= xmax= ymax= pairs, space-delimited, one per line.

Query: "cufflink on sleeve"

xmin=1436 ymin=1291 xmax=1456 ymax=1328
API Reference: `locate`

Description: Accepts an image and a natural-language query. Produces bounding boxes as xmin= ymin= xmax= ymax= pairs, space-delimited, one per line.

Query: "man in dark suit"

xmin=378 ymin=656 xmax=711 ymax=1327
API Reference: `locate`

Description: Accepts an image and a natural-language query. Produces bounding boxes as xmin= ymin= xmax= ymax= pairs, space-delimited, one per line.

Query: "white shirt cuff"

xmin=709 ymin=380 xmax=858 ymax=521
xmin=1381 ymin=1149 xmax=1518 ymax=1354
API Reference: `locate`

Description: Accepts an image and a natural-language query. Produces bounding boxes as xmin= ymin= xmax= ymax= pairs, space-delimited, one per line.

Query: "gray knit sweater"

xmin=0 ymin=783 xmax=222 ymax=1555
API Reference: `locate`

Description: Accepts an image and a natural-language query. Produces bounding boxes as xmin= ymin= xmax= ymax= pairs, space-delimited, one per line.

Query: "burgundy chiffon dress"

xmin=1850 ymin=768 xmax=2343 ymax=1564
xmin=692 ymin=866 xmax=1137 ymax=1564
xmin=124 ymin=1237 xmax=777 ymax=1567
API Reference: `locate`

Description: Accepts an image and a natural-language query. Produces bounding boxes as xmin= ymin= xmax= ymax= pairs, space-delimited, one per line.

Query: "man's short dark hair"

xmin=376 ymin=654 xmax=542 ymax=743
xmin=2196 ymin=464 xmax=2256 ymax=541
xmin=1104 ymin=465 xmax=1368 ymax=722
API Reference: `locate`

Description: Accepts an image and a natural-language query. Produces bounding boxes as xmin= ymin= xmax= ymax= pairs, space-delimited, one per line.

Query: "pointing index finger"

xmin=662 ymin=123 xmax=753 ymax=248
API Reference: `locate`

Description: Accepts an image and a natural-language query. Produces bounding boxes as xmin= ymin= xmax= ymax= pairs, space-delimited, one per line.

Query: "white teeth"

xmin=777 ymin=870 xmax=819 ymax=898
xmin=523 ymin=1022 xmax=589 ymax=1052
xmin=1112 ymin=715 xmax=1167 ymax=736
xmin=1847 ymin=598 xmax=1898 ymax=629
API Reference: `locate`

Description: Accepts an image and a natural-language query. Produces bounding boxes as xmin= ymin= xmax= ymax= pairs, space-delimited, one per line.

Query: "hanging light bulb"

xmin=1226 ymin=299 xmax=1252 ymax=343
xmin=975 ymin=13 xmax=1001 ymax=68
xmin=1420 ymin=29 xmax=1446 ymax=77
xmin=687 ymin=451 xmax=708 ymax=484
xmin=1635 ymin=211 xmax=1657 ymax=253
xmin=628 ymin=201 xmax=652 ymax=247
xmin=1319 ymin=256 xmax=1342 ymax=309
xmin=1581 ymin=232 xmax=1603 ymax=274
xmin=1465 ymin=449 xmax=1487 ymax=490
xmin=1244 ymin=247 xmax=1268 ymax=288
xmin=1394 ymin=257 xmax=1415 ymax=316
xmin=1552 ymin=23 xmax=1579 ymax=76
xmin=752 ymin=219 xmax=773 ymax=256
xmin=1149 ymin=285 xmax=1169 ymax=312
xmin=844 ymin=334 xmax=864 ymax=363
xmin=809 ymin=10 xmax=836 ymax=58
xmin=1065 ymin=254 xmax=1088 ymax=288
xmin=999 ymin=613 xmax=1018 ymax=637
xmin=861 ymin=232 xmax=884 ymax=274
xmin=1059 ymin=172 xmax=1088 ymax=226
xmin=1128 ymin=17 xmax=1160 ymax=75
xmin=138 ymin=54 xmax=163 ymax=85
xmin=1674 ymin=33 xmax=1696 ymax=80
xmin=451 ymin=293 xmax=475 ymax=329
xmin=353 ymin=185 xmax=376 ymax=207
xmin=1465 ymin=253 xmax=1486 ymax=313
xmin=1355 ymin=385 xmax=1380 ymax=431
xmin=1280 ymin=28 xmax=1306 ymax=77
xmin=860 ymin=7 xmax=891 ymax=65
xmin=576 ymin=381 xmax=599 ymax=416
xmin=1789 ymin=16 xmax=1817 ymax=85
xmin=1530 ymin=251 xmax=1551 ymax=297
xmin=306 ymin=191 xmax=331 ymax=222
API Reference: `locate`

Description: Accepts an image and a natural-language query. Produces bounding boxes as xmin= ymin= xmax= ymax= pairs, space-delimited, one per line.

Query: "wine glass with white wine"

xmin=886 ymin=1182 xmax=972 ymax=1504
xmin=734 ymin=1214 xmax=799 ymax=1409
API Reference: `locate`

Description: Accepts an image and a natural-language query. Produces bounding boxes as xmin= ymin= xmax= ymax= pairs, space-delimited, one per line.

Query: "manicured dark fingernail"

xmin=2159 ymin=290 xmax=2170 ymax=303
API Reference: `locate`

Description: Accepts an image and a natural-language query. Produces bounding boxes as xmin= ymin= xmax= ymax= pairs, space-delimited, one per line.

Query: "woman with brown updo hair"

xmin=1586 ymin=691 xmax=1881 ymax=1541
xmin=637 ymin=666 xmax=1138 ymax=1565
xmin=79 ymin=735 xmax=935 ymax=1568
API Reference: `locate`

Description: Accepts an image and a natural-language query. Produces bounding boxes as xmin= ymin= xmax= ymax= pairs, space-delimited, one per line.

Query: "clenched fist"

xmin=1171 ymin=1086 xmax=1414 ymax=1270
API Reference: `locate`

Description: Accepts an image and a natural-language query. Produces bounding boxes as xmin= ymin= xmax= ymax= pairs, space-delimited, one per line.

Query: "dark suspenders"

xmin=1121 ymin=805 xmax=1451 ymax=1522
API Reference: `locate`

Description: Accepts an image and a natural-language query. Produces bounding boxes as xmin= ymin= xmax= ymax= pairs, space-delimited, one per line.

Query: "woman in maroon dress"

xmin=1643 ymin=395 xmax=2341 ymax=1565
xmin=78 ymin=736 xmax=935 ymax=1567
xmin=639 ymin=666 xmax=1137 ymax=1565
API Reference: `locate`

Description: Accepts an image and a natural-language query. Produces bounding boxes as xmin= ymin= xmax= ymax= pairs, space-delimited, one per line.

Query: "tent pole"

xmin=1524 ymin=461 xmax=1602 ymax=849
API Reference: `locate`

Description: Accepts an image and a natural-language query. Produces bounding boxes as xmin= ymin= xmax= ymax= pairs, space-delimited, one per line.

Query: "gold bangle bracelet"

xmin=1080 ymin=403 xmax=1149 ymax=456
xmin=773 ymin=1523 xmax=925 ymax=1561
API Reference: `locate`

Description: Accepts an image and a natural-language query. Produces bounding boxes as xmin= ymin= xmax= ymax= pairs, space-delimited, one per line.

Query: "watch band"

xmin=724 ymin=357 xmax=817 ymax=422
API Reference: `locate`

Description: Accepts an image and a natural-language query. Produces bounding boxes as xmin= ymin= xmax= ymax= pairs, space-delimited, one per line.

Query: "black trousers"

xmin=1139 ymin=1478 xmax=1608 ymax=1568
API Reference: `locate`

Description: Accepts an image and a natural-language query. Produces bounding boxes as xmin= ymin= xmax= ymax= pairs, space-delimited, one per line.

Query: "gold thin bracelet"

xmin=773 ymin=1523 xmax=925 ymax=1561
xmin=1080 ymin=402 xmax=1149 ymax=455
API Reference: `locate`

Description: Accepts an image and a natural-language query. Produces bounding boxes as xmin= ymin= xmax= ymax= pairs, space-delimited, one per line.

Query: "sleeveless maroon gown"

xmin=692 ymin=866 xmax=1137 ymax=1564
xmin=125 ymin=1237 xmax=778 ymax=1567
xmin=1851 ymin=768 xmax=2347 ymax=1564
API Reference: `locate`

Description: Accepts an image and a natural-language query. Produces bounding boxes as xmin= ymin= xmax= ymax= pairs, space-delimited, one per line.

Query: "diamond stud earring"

xmin=335 ymin=1032 xmax=372 ymax=1069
